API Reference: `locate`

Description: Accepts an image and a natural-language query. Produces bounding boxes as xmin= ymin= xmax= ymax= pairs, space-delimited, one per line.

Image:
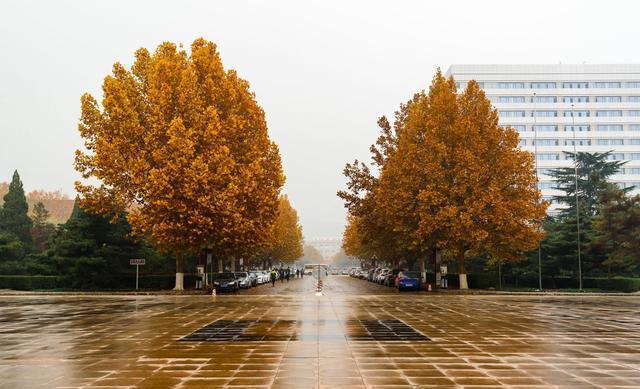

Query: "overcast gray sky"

xmin=1 ymin=0 xmax=639 ymax=238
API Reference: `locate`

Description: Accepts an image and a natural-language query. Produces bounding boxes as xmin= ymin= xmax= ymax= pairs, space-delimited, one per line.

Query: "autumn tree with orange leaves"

xmin=75 ymin=39 xmax=284 ymax=290
xmin=260 ymin=195 xmax=304 ymax=266
xmin=340 ymin=70 xmax=547 ymax=289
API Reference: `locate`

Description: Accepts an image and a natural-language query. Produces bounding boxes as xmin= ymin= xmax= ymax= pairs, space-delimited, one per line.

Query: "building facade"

xmin=306 ymin=237 xmax=342 ymax=260
xmin=446 ymin=64 xmax=640 ymax=211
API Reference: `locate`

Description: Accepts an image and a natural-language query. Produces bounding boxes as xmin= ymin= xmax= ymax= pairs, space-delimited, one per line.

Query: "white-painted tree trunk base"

xmin=174 ymin=272 xmax=184 ymax=291
xmin=459 ymin=273 xmax=468 ymax=290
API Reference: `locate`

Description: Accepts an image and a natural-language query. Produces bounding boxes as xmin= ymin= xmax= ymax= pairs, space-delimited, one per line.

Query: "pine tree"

xmin=49 ymin=199 xmax=143 ymax=288
xmin=543 ymin=151 xmax=626 ymax=277
xmin=0 ymin=170 xmax=33 ymax=246
xmin=594 ymin=184 xmax=640 ymax=276
xmin=31 ymin=202 xmax=55 ymax=252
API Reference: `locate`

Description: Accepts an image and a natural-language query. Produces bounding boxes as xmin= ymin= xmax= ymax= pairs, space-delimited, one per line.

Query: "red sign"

xmin=130 ymin=258 xmax=145 ymax=265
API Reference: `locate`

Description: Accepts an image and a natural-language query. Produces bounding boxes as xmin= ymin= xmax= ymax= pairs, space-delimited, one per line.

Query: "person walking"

xmin=301 ymin=269 xmax=304 ymax=279
xmin=270 ymin=269 xmax=277 ymax=287
xmin=279 ymin=268 xmax=284 ymax=283
xmin=286 ymin=267 xmax=290 ymax=282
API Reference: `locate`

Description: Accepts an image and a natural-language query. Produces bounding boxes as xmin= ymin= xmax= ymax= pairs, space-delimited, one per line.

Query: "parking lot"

xmin=1 ymin=276 xmax=639 ymax=388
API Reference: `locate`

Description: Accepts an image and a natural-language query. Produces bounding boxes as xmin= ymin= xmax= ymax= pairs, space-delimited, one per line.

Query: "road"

xmin=1 ymin=275 xmax=639 ymax=388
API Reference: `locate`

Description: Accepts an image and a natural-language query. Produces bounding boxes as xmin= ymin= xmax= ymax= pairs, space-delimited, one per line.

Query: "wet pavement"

xmin=1 ymin=276 xmax=639 ymax=388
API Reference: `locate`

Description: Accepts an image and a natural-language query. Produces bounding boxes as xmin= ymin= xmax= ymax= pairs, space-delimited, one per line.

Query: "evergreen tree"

xmin=543 ymin=152 xmax=625 ymax=277
xmin=594 ymin=184 xmax=640 ymax=276
xmin=0 ymin=170 xmax=33 ymax=246
xmin=49 ymin=199 xmax=144 ymax=288
xmin=31 ymin=202 xmax=55 ymax=252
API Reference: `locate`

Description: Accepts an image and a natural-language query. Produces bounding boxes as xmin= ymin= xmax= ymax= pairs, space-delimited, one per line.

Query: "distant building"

xmin=306 ymin=237 xmax=341 ymax=260
xmin=446 ymin=64 xmax=640 ymax=212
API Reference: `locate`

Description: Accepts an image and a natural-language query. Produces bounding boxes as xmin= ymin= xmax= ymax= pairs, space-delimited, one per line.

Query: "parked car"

xmin=212 ymin=272 xmax=239 ymax=292
xmin=370 ymin=268 xmax=383 ymax=282
xmin=376 ymin=269 xmax=389 ymax=284
xmin=383 ymin=269 xmax=403 ymax=287
xmin=395 ymin=271 xmax=422 ymax=291
xmin=234 ymin=272 xmax=252 ymax=289
xmin=248 ymin=271 xmax=260 ymax=286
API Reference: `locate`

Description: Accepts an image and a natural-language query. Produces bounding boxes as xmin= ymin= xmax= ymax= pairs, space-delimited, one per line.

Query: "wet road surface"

xmin=1 ymin=276 xmax=639 ymax=388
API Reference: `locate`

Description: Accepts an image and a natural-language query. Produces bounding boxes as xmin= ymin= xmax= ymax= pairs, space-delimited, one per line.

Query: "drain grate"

xmin=179 ymin=320 xmax=300 ymax=342
xmin=346 ymin=319 xmax=430 ymax=341
xmin=179 ymin=319 xmax=429 ymax=342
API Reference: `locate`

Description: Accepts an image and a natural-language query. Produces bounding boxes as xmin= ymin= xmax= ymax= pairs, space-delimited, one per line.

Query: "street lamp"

xmin=570 ymin=103 xmax=583 ymax=291
xmin=533 ymin=92 xmax=542 ymax=291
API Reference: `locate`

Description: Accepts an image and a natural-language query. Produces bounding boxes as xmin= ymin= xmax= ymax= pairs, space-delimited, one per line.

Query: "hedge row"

xmin=0 ymin=274 xmax=200 ymax=291
xmin=424 ymin=273 xmax=640 ymax=292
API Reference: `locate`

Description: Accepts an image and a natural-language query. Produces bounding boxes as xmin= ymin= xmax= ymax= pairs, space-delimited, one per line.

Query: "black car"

xmin=212 ymin=272 xmax=238 ymax=292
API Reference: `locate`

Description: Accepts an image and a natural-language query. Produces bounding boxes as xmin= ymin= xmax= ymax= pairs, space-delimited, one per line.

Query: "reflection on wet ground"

xmin=1 ymin=276 xmax=639 ymax=388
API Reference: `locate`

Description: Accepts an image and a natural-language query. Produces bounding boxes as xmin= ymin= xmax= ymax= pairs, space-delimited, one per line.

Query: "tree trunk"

xmin=435 ymin=248 xmax=441 ymax=289
xmin=218 ymin=258 xmax=223 ymax=273
xmin=419 ymin=255 xmax=426 ymax=286
xmin=457 ymin=251 xmax=468 ymax=290
xmin=174 ymin=253 xmax=185 ymax=291
xmin=230 ymin=257 xmax=236 ymax=272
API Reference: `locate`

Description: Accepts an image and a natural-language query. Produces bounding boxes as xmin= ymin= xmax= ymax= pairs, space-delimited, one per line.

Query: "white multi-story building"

xmin=446 ymin=64 xmax=640 ymax=211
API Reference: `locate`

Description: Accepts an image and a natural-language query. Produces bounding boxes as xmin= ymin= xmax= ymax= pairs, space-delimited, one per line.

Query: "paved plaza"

xmin=1 ymin=276 xmax=639 ymax=388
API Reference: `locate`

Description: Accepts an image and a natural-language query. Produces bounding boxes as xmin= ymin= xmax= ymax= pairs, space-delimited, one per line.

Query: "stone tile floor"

xmin=1 ymin=276 xmax=639 ymax=388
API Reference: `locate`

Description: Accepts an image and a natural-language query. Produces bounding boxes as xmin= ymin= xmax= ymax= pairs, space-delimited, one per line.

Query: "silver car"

xmin=234 ymin=272 xmax=252 ymax=289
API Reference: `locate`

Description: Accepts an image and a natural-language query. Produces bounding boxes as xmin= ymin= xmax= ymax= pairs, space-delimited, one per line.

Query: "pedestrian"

xmin=270 ymin=269 xmax=276 ymax=287
xmin=296 ymin=269 xmax=300 ymax=278
xmin=286 ymin=267 xmax=290 ymax=282
xmin=301 ymin=269 xmax=304 ymax=279
xmin=280 ymin=268 xmax=284 ymax=283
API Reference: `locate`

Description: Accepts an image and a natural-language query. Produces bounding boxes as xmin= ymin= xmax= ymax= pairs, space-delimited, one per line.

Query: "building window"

xmin=518 ymin=139 xmax=526 ymax=146
xmin=497 ymin=96 xmax=525 ymax=103
xmin=564 ymin=110 xmax=590 ymax=117
xmin=532 ymin=96 xmax=557 ymax=103
xmin=499 ymin=111 xmax=525 ymax=117
xmin=505 ymin=125 xmax=526 ymax=132
xmin=597 ymin=124 xmax=623 ymax=131
xmin=497 ymin=82 xmax=525 ymax=89
xmin=627 ymin=168 xmax=640 ymax=174
xmin=533 ymin=139 xmax=559 ymax=146
xmin=627 ymin=82 xmax=640 ymax=88
xmin=597 ymin=139 xmax=624 ymax=146
xmin=538 ymin=182 xmax=555 ymax=189
xmin=628 ymin=96 xmax=640 ymax=102
xmin=563 ymin=82 xmax=589 ymax=89
xmin=629 ymin=111 xmax=640 ymax=117
xmin=565 ymin=139 xmax=591 ymax=146
xmin=629 ymin=124 xmax=640 ymax=131
xmin=532 ymin=110 xmax=557 ymax=117
xmin=565 ymin=125 xmax=590 ymax=132
xmin=596 ymin=110 xmax=622 ymax=117
xmin=594 ymin=82 xmax=621 ymax=88
xmin=607 ymin=153 xmax=625 ymax=161
xmin=537 ymin=153 xmax=559 ymax=160
xmin=563 ymin=96 xmax=589 ymax=103
xmin=629 ymin=139 xmax=640 ymax=145
xmin=531 ymin=82 xmax=556 ymax=89
xmin=595 ymin=96 xmax=622 ymax=103
xmin=630 ymin=153 xmax=640 ymax=160
xmin=538 ymin=168 xmax=553 ymax=176
xmin=534 ymin=125 xmax=557 ymax=132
